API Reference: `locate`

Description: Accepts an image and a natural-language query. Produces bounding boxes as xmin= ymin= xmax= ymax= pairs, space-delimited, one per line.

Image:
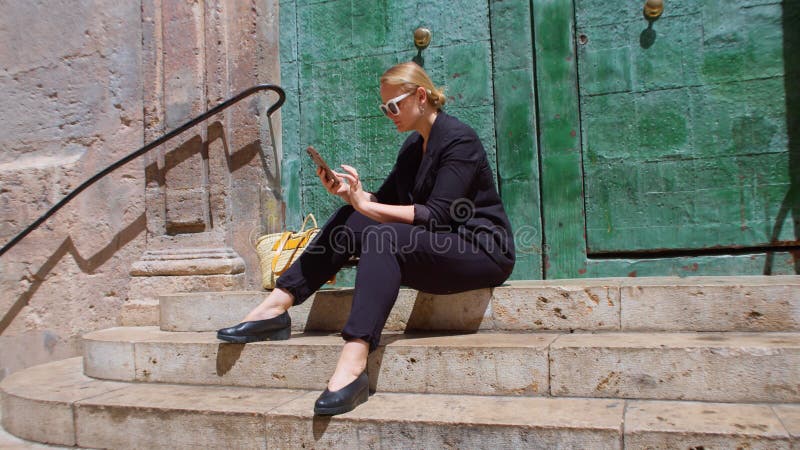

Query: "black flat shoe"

xmin=314 ymin=371 xmax=369 ymax=416
xmin=216 ymin=311 xmax=291 ymax=343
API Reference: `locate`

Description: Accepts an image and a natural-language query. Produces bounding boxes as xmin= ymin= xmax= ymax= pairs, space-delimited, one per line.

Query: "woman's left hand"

xmin=333 ymin=164 xmax=366 ymax=209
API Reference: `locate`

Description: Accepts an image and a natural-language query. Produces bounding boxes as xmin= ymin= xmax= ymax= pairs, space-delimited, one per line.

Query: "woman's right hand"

xmin=317 ymin=166 xmax=351 ymax=202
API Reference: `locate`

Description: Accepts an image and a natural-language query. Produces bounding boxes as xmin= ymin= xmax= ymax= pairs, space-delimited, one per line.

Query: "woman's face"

xmin=379 ymin=82 xmax=421 ymax=133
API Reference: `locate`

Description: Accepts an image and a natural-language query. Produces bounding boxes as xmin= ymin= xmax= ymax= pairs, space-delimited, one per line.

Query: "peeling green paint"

xmin=280 ymin=0 xmax=508 ymax=284
xmin=577 ymin=0 xmax=797 ymax=259
xmin=280 ymin=0 xmax=800 ymax=280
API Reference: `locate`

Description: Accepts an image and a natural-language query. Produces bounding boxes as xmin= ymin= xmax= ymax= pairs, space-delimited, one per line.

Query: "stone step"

xmin=83 ymin=327 xmax=555 ymax=396
xmin=158 ymin=276 xmax=800 ymax=333
xmin=0 ymin=410 xmax=72 ymax=449
xmin=3 ymin=358 xmax=798 ymax=449
xmin=550 ymin=332 xmax=800 ymax=402
xmin=82 ymin=327 xmax=800 ymax=402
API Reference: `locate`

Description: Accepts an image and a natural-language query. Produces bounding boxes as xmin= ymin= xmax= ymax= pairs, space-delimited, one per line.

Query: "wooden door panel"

xmin=536 ymin=0 xmax=799 ymax=277
xmin=280 ymin=0 xmax=545 ymax=280
xmin=576 ymin=0 xmax=793 ymax=253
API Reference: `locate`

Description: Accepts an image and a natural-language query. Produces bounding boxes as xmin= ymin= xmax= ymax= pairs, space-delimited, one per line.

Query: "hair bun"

xmin=431 ymin=87 xmax=446 ymax=107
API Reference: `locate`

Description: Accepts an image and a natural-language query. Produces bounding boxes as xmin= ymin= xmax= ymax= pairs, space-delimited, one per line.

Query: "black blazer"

xmin=373 ymin=112 xmax=515 ymax=271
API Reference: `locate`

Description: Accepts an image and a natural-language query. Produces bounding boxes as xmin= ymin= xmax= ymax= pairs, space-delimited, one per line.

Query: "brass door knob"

xmin=414 ymin=27 xmax=431 ymax=50
xmin=644 ymin=0 xmax=664 ymax=20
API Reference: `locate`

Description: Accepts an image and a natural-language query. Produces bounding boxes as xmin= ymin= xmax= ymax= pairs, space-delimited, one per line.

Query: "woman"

xmin=217 ymin=61 xmax=515 ymax=415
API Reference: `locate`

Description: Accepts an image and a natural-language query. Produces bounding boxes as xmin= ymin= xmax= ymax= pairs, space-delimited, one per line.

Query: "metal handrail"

xmin=0 ymin=83 xmax=286 ymax=257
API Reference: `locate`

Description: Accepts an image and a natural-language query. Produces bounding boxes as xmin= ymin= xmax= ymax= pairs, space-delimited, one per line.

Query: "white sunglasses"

xmin=379 ymin=92 xmax=412 ymax=116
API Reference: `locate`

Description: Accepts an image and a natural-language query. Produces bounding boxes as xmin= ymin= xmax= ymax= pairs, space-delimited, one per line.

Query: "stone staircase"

xmin=2 ymin=276 xmax=799 ymax=448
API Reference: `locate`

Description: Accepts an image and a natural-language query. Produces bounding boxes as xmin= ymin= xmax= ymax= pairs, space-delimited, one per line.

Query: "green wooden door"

xmin=536 ymin=0 xmax=800 ymax=278
xmin=279 ymin=0 xmax=798 ymax=281
xmin=279 ymin=0 xmax=544 ymax=282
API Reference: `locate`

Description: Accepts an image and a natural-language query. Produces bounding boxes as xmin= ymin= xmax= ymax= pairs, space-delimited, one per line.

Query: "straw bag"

xmin=256 ymin=213 xmax=331 ymax=289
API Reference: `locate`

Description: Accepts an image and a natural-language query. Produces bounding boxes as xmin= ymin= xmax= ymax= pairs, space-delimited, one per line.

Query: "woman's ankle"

xmin=327 ymin=340 xmax=369 ymax=390
xmin=242 ymin=289 xmax=293 ymax=322
xmin=328 ymin=365 xmax=363 ymax=391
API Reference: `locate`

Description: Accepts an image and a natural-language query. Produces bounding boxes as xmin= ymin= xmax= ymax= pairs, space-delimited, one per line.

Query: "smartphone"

xmin=306 ymin=146 xmax=341 ymax=189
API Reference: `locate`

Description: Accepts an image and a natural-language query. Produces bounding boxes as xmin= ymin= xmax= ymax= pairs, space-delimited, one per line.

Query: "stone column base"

xmin=122 ymin=248 xmax=247 ymax=326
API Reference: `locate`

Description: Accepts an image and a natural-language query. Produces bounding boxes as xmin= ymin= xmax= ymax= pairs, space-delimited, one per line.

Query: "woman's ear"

xmin=416 ymin=86 xmax=428 ymax=105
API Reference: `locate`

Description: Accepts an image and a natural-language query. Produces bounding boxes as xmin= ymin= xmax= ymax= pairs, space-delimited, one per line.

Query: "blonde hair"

xmin=380 ymin=62 xmax=446 ymax=109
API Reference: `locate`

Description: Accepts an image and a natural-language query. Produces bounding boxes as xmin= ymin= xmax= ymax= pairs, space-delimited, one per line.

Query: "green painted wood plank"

xmin=583 ymin=252 xmax=799 ymax=278
xmin=533 ymin=0 xmax=587 ymax=278
xmin=280 ymin=1 xmax=303 ymax=229
xmin=490 ymin=0 xmax=543 ymax=279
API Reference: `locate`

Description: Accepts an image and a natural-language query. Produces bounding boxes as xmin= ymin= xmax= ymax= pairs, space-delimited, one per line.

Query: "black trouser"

xmin=275 ymin=205 xmax=511 ymax=352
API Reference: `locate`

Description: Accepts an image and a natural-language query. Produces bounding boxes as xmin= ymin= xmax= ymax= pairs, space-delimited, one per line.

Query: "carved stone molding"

xmin=130 ymin=248 xmax=245 ymax=276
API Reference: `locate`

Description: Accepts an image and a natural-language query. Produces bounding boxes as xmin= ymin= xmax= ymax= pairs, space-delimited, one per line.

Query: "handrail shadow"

xmin=0 ymin=84 xmax=285 ymax=258
xmin=765 ymin=2 xmax=800 ymax=274
xmin=0 ymin=213 xmax=147 ymax=335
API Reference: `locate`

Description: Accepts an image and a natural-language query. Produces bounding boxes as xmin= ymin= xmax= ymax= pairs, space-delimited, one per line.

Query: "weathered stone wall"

xmin=0 ymin=0 xmax=281 ymax=379
xmin=0 ymin=1 xmax=146 ymax=380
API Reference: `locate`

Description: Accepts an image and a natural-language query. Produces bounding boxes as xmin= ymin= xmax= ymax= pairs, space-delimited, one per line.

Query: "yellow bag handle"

xmin=271 ymin=232 xmax=295 ymax=274
xmin=299 ymin=213 xmax=318 ymax=232
xmin=270 ymin=214 xmax=319 ymax=275
xmin=272 ymin=229 xmax=317 ymax=275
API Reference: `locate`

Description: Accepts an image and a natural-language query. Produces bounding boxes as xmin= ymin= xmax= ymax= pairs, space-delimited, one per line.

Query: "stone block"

xmin=164 ymin=138 xmax=205 ymax=190
xmin=621 ymin=276 xmax=800 ymax=331
xmin=127 ymin=273 xmax=247 ymax=306
xmin=82 ymin=328 xmax=144 ymax=381
xmin=0 ymin=358 xmax=124 ymax=446
xmin=493 ymin=280 xmax=620 ymax=330
xmin=1 ymin=392 xmax=76 ymax=446
xmin=773 ymin=404 xmax=800 ymax=444
xmin=75 ymin=384 xmax=305 ymax=450
xmin=625 ymin=400 xmax=791 ymax=449
xmin=5 ymin=354 xmax=799 ymax=449
xmin=372 ymin=333 xmax=554 ymax=396
xmin=158 ymin=288 xmax=358 ymax=332
xmin=266 ymin=393 xmax=624 ymax=449
xmin=289 ymin=288 xmax=357 ymax=331
xmin=550 ymin=332 xmax=800 ymax=402
xmin=165 ymin=188 xmax=207 ymax=233
xmin=403 ymin=289 xmax=494 ymax=332
xmin=119 ymin=299 xmax=160 ymax=327
xmin=132 ymin=331 xmax=340 ymax=389
xmin=159 ymin=291 xmax=264 ymax=331
xmin=161 ymin=0 xmax=204 ymax=129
